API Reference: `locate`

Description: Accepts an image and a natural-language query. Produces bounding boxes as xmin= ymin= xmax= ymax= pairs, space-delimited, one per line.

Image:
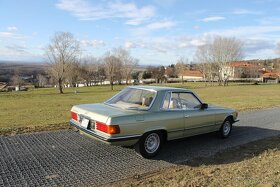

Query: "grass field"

xmin=0 ymin=83 xmax=280 ymax=135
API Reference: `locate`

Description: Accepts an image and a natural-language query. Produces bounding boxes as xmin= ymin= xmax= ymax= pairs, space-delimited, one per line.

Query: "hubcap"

xmin=223 ymin=121 xmax=231 ymax=135
xmin=144 ymin=133 xmax=160 ymax=154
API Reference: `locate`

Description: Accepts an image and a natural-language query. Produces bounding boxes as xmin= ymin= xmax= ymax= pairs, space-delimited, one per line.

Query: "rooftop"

xmin=228 ymin=61 xmax=259 ymax=68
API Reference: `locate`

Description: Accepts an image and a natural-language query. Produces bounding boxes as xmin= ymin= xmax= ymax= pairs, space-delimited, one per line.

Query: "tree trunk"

xmin=110 ymin=79 xmax=114 ymax=90
xmin=181 ymin=75 xmax=184 ymax=84
xmin=58 ymin=78 xmax=63 ymax=94
xmin=126 ymin=77 xmax=129 ymax=85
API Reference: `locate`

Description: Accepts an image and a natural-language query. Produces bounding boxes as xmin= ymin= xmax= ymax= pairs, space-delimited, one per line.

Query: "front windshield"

xmin=105 ymin=87 xmax=156 ymax=110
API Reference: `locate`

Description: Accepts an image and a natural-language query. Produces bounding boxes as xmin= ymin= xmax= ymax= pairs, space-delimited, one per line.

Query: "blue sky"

xmin=1 ymin=0 xmax=280 ymax=65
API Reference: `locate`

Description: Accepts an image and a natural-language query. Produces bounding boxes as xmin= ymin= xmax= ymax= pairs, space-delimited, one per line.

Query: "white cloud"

xmin=200 ymin=16 xmax=225 ymax=22
xmin=56 ymin=0 xmax=156 ymax=25
xmin=208 ymin=25 xmax=280 ymax=37
xmin=0 ymin=32 xmax=26 ymax=39
xmin=7 ymin=26 xmax=18 ymax=32
xmin=132 ymin=20 xmax=176 ymax=35
xmin=80 ymin=39 xmax=105 ymax=48
xmin=232 ymin=9 xmax=262 ymax=15
xmin=244 ymin=39 xmax=275 ymax=54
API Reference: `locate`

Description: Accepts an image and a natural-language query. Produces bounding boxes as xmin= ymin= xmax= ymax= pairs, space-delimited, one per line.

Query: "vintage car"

xmin=70 ymin=86 xmax=239 ymax=158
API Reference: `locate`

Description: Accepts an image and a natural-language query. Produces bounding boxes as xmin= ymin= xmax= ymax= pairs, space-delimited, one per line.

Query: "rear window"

xmin=105 ymin=87 xmax=156 ymax=110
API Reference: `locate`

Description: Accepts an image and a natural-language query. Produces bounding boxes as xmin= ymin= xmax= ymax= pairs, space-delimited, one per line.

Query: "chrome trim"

xmin=184 ymin=123 xmax=218 ymax=130
xmin=168 ymin=128 xmax=185 ymax=133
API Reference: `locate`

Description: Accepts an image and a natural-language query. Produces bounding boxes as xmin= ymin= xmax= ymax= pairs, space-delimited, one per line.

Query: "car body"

xmin=70 ymin=86 xmax=239 ymax=158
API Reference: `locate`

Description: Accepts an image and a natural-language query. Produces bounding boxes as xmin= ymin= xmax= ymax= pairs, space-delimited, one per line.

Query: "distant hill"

xmin=0 ymin=61 xmax=48 ymax=83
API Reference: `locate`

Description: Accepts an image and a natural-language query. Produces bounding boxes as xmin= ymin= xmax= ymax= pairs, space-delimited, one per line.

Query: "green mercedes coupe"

xmin=70 ymin=86 xmax=239 ymax=158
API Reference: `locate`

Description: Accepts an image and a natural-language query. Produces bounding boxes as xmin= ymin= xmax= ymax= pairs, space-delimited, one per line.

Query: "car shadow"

xmin=152 ymin=126 xmax=280 ymax=166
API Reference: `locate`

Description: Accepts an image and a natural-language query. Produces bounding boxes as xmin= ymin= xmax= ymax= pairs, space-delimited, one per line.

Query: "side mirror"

xmin=201 ymin=103 xmax=208 ymax=110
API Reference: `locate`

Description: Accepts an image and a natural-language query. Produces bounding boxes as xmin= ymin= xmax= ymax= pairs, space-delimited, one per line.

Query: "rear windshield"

xmin=105 ymin=87 xmax=156 ymax=110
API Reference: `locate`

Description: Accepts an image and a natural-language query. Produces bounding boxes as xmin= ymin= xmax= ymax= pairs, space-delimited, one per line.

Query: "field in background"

xmin=0 ymin=82 xmax=280 ymax=135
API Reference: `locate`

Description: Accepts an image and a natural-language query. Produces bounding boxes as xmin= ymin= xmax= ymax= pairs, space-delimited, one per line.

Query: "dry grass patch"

xmin=110 ymin=136 xmax=280 ymax=187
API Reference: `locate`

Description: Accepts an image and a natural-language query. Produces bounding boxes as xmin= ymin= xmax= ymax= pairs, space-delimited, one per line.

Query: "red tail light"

xmin=71 ymin=111 xmax=78 ymax=121
xmin=96 ymin=121 xmax=120 ymax=134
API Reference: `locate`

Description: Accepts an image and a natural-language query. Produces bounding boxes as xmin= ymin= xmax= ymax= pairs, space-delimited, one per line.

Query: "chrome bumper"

xmin=69 ymin=119 xmax=141 ymax=143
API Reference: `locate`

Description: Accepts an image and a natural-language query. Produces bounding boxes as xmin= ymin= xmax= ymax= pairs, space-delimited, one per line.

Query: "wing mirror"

xmin=200 ymin=103 xmax=208 ymax=110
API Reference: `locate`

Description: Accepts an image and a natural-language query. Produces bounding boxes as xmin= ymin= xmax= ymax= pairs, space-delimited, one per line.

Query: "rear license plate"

xmin=81 ymin=118 xmax=89 ymax=128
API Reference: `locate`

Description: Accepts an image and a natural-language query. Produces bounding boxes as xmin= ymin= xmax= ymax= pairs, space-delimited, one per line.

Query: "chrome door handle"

xmin=184 ymin=115 xmax=190 ymax=118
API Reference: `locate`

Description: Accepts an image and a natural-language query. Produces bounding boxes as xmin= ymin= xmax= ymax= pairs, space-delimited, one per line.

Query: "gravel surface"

xmin=0 ymin=107 xmax=280 ymax=186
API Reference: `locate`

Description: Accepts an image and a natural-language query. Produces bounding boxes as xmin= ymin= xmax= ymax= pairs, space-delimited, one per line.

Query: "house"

xmin=178 ymin=70 xmax=204 ymax=81
xmin=221 ymin=61 xmax=260 ymax=79
xmin=261 ymin=71 xmax=280 ymax=83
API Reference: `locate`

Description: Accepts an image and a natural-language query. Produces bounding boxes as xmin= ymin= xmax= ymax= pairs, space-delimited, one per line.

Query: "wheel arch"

xmin=142 ymin=128 xmax=168 ymax=143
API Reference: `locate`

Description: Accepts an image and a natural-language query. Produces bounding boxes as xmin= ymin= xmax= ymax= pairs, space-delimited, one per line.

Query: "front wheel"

xmin=136 ymin=132 xmax=162 ymax=158
xmin=219 ymin=118 xmax=232 ymax=138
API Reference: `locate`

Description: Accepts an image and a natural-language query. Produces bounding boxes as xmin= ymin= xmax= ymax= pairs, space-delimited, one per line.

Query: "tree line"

xmin=46 ymin=32 xmax=138 ymax=93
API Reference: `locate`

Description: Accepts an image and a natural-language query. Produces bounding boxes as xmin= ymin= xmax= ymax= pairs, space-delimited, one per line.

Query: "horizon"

xmin=1 ymin=0 xmax=280 ymax=65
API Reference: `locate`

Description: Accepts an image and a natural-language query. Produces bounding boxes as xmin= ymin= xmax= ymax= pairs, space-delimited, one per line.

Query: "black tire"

xmin=135 ymin=131 xmax=163 ymax=159
xmin=219 ymin=118 xmax=232 ymax=138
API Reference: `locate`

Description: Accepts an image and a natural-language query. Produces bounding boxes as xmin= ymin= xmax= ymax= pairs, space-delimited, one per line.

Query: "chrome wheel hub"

xmin=223 ymin=121 xmax=231 ymax=135
xmin=144 ymin=133 xmax=160 ymax=154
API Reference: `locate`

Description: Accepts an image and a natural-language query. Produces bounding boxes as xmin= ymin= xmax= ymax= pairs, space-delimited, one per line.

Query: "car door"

xmin=170 ymin=92 xmax=217 ymax=137
xmin=160 ymin=91 xmax=185 ymax=140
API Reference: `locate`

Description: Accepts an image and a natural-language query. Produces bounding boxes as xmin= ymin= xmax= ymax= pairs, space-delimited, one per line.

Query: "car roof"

xmin=128 ymin=85 xmax=192 ymax=92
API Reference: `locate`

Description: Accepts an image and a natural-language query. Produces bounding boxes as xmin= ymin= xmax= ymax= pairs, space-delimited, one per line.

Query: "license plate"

xmin=81 ymin=118 xmax=89 ymax=128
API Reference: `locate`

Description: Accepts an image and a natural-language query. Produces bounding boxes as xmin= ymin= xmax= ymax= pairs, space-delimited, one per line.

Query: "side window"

xmin=162 ymin=92 xmax=171 ymax=109
xmin=170 ymin=93 xmax=182 ymax=109
xmin=161 ymin=92 xmax=201 ymax=110
xmin=179 ymin=92 xmax=201 ymax=109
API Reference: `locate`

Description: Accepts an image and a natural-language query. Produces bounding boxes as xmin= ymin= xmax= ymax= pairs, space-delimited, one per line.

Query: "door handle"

xmin=184 ymin=115 xmax=190 ymax=118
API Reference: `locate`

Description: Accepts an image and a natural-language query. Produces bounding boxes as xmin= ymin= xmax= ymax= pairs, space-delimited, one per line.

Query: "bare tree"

xmin=211 ymin=36 xmax=243 ymax=86
xmin=112 ymin=48 xmax=138 ymax=85
xmin=194 ymin=44 xmax=217 ymax=86
xmin=195 ymin=36 xmax=243 ymax=86
xmin=65 ymin=61 xmax=81 ymax=87
xmin=37 ymin=74 xmax=48 ymax=88
xmin=147 ymin=66 xmax=165 ymax=83
xmin=175 ymin=57 xmax=188 ymax=84
xmin=11 ymin=74 xmax=25 ymax=89
xmin=103 ymin=51 xmax=122 ymax=90
xmin=45 ymin=32 xmax=80 ymax=93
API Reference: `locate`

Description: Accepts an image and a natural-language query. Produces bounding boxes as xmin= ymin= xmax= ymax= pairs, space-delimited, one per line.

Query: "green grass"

xmin=0 ymin=83 xmax=280 ymax=135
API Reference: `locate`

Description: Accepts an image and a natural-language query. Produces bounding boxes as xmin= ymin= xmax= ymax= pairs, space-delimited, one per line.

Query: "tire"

xmin=135 ymin=132 xmax=162 ymax=159
xmin=219 ymin=118 xmax=232 ymax=138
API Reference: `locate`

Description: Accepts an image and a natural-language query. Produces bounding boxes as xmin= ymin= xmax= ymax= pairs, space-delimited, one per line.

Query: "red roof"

xmin=181 ymin=70 xmax=203 ymax=77
xmin=228 ymin=61 xmax=258 ymax=68
xmin=262 ymin=72 xmax=280 ymax=78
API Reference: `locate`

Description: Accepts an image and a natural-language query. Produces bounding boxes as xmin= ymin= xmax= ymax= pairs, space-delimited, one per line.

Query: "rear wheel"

xmin=136 ymin=132 xmax=162 ymax=158
xmin=219 ymin=118 xmax=232 ymax=138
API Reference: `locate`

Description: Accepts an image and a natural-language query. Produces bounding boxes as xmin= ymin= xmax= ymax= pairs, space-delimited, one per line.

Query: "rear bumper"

xmin=69 ymin=119 xmax=141 ymax=145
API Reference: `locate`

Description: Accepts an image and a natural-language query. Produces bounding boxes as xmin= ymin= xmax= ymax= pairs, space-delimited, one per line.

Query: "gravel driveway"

xmin=0 ymin=107 xmax=280 ymax=186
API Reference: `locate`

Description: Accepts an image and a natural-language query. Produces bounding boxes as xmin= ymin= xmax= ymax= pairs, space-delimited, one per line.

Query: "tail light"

xmin=96 ymin=121 xmax=120 ymax=134
xmin=71 ymin=111 xmax=78 ymax=121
